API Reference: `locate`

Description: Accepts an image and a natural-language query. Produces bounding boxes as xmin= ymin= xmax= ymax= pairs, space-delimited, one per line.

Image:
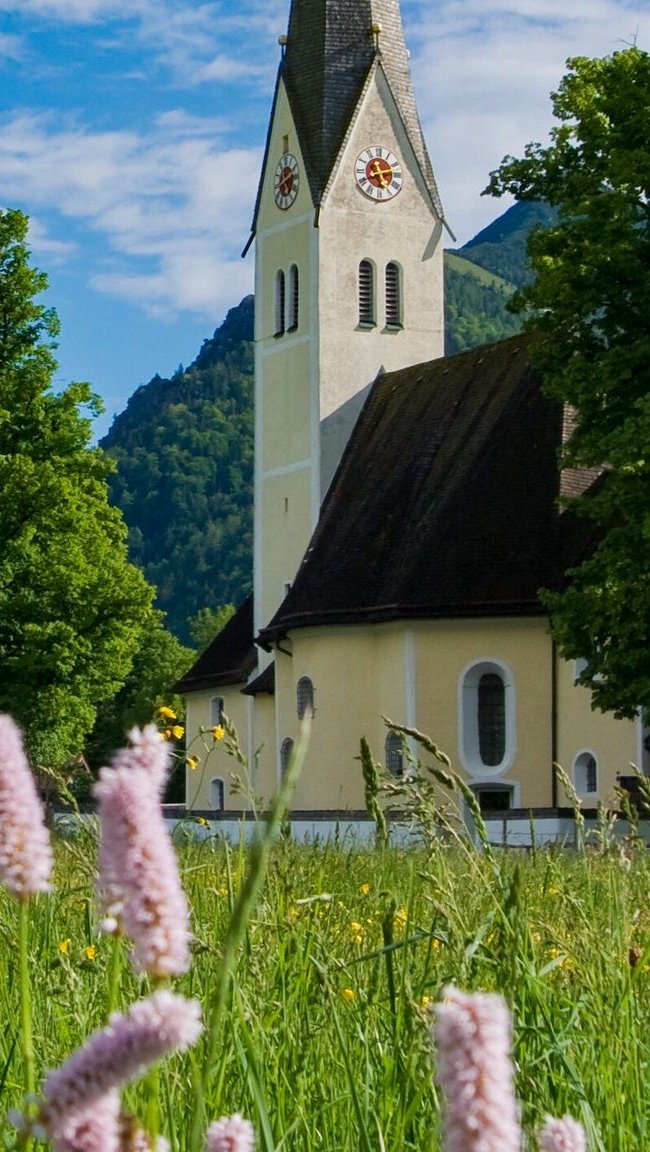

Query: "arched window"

xmin=385 ymin=262 xmax=402 ymax=327
xmin=460 ymin=660 xmax=515 ymax=776
xmin=358 ymin=260 xmax=375 ymax=326
xmin=210 ymin=696 xmax=224 ymax=727
xmin=297 ymin=676 xmax=314 ymax=720
xmin=275 ymin=269 xmax=286 ymax=336
xmin=477 ymin=672 xmax=506 ymax=767
xmin=574 ymin=750 xmax=598 ymax=795
xmin=280 ymin=737 xmax=294 ymax=776
xmin=210 ymin=778 xmax=225 ymax=810
xmin=385 ymin=731 xmax=404 ymax=777
xmin=288 ymin=264 xmax=299 ymax=331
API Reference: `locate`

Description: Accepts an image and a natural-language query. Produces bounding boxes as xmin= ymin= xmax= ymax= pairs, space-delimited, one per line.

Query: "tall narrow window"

xmin=385 ymin=731 xmax=404 ymax=777
xmin=477 ymin=673 xmax=506 ymax=767
xmin=280 ymin=737 xmax=294 ymax=776
xmin=288 ymin=264 xmax=299 ymax=331
xmin=275 ymin=269 xmax=286 ymax=336
xmin=210 ymin=778 xmax=225 ymax=810
xmin=574 ymin=751 xmax=598 ymax=795
xmin=460 ymin=660 xmax=515 ymax=775
xmin=297 ymin=676 xmax=314 ymax=720
xmin=358 ymin=260 xmax=375 ymax=326
xmin=210 ymin=696 xmax=224 ymax=727
xmin=385 ymin=262 xmax=402 ymax=327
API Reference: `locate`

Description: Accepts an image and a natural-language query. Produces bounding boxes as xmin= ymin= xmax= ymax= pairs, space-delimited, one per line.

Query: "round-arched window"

xmin=280 ymin=737 xmax=294 ymax=776
xmin=297 ymin=676 xmax=314 ymax=720
xmin=460 ymin=660 xmax=515 ymax=776
xmin=574 ymin=750 xmax=598 ymax=795
xmin=385 ymin=731 xmax=404 ymax=777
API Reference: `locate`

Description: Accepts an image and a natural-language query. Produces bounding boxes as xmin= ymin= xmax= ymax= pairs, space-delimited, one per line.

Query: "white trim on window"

xmin=459 ymin=659 xmax=516 ymax=777
xmin=573 ymin=748 xmax=598 ymax=796
xmin=209 ymin=777 xmax=225 ymax=811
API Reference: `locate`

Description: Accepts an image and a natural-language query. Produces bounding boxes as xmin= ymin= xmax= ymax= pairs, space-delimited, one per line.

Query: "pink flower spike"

xmin=206 ymin=1115 xmax=255 ymax=1152
xmin=94 ymin=728 xmax=190 ymax=976
xmin=433 ymin=985 xmax=521 ymax=1152
xmin=538 ymin=1115 xmax=586 ymax=1152
xmin=41 ymin=1090 xmax=121 ymax=1152
xmin=0 ymin=714 xmax=52 ymax=898
xmin=42 ymin=991 xmax=202 ymax=1121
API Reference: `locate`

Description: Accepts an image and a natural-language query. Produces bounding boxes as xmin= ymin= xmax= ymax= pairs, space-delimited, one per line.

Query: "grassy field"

xmin=2 ymin=823 xmax=650 ymax=1151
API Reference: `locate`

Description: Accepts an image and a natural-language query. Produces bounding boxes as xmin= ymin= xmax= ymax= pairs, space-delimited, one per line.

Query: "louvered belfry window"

xmin=477 ymin=672 xmax=506 ymax=767
xmin=275 ymin=269 xmax=286 ymax=336
xmin=358 ymin=260 xmax=375 ymax=325
xmin=385 ymin=262 xmax=401 ymax=327
xmin=288 ymin=264 xmax=299 ymax=330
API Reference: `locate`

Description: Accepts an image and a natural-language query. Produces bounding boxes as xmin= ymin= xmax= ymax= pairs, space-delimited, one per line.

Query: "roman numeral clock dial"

xmin=274 ymin=153 xmax=300 ymax=210
xmin=355 ymin=146 xmax=403 ymax=201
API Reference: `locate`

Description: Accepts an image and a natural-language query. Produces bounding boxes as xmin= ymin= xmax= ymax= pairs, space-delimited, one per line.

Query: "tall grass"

xmin=2 ymin=827 xmax=649 ymax=1150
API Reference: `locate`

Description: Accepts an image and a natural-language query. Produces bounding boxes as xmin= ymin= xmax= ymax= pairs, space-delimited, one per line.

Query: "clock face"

xmin=355 ymin=146 xmax=403 ymax=201
xmin=274 ymin=153 xmax=300 ymax=210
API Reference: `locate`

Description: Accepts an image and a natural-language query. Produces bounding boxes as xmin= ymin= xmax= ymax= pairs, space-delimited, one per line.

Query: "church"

xmin=176 ymin=0 xmax=642 ymax=823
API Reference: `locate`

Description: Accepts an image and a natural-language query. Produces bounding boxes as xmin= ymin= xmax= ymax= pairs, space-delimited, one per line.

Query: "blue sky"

xmin=0 ymin=0 xmax=646 ymax=439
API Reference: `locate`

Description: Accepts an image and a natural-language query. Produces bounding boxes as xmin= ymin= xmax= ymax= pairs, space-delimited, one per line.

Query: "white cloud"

xmin=404 ymin=0 xmax=648 ymax=242
xmin=0 ymin=111 xmax=258 ymax=318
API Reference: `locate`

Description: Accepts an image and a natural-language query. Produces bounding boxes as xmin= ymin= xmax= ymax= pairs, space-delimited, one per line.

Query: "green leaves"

xmin=488 ymin=48 xmax=650 ymax=715
xmin=0 ymin=209 xmax=154 ymax=766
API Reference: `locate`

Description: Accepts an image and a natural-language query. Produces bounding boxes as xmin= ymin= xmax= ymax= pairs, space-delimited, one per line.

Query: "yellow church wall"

xmin=555 ymin=657 xmax=638 ymax=803
xmin=260 ymin=342 xmax=312 ymax=472
xmin=255 ymin=80 xmax=313 ymax=237
xmin=183 ymin=685 xmax=249 ymax=812
xmin=259 ymin=472 xmax=313 ymax=629
xmin=270 ymin=617 xmax=557 ymax=812
xmin=256 ymin=219 xmax=313 ymax=344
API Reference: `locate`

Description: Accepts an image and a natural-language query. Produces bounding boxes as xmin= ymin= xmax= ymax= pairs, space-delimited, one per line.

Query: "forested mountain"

xmin=102 ymin=203 xmax=548 ymax=641
xmin=101 ymin=297 xmax=254 ymax=643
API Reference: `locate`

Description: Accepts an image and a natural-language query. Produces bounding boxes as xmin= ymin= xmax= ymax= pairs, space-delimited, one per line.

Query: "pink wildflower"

xmin=94 ymin=728 xmax=190 ymax=976
xmin=538 ymin=1115 xmax=586 ymax=1152
xmin=433 ymin=985 xmax=521 ymax=1152
xmin=40 ymin=1090 xmax=121 ymax=1152
xmin=41 ymin=991 xmax=202 ymax=1127
xmin=206 ymin=1115 xmax=255 ymax=1152
xmin=0 ymin=714 xmax=52 ymax=898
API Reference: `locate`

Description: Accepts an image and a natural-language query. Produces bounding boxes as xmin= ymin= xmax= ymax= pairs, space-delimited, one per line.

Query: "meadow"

xmin=2 ymin=820 xmax=650 ymax=1151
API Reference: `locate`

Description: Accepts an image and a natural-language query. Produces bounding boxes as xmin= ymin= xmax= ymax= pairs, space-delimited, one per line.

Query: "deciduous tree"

xmin=486 ymin=47 xmax=650 ymax=717
xmin=0 ymin=209 xmax=154 ymax=764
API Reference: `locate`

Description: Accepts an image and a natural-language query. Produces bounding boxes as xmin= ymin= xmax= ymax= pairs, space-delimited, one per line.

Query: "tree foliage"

xmin=0 ymin=209 xmax=154 ymax=765
xmin=486 ymin=47 xmax=650 ymax=716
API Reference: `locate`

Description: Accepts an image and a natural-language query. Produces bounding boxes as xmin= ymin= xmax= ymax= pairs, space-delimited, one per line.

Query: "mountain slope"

xmin=100 ymin=297 xmax=254 ymax=644
xmin=103 ymin=204 xmax=548 ymax=640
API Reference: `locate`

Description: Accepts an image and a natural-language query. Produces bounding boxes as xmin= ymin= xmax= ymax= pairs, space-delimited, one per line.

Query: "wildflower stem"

xmin=106 ymin=930 xmax=123 ymax=1016
xmin=18 ymin=896 xmax=35 ymax=1145
xmin=188 ymin=721 xmax=308 ymax=1152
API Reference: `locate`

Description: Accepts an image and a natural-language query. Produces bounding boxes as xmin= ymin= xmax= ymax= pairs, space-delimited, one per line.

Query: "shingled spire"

xmin=249 ymin=0 xmax=444 ymax=234
xmin=283 ymin=0 xmax=442 ymax=214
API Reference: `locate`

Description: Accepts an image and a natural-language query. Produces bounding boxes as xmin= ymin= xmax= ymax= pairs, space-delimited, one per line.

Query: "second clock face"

xmin=274 ymin=153 xmax=300 ymax=210
xmin=355 ymin=146 xmax=403 ymax=201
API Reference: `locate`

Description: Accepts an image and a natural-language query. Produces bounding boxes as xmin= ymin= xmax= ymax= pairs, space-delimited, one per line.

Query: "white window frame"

xmin=210 ymin=696 xmax=225 ymax=727
xmin=209 ymin=777 xmax=225 ymax=811
xmin=459 ymin=659 xmax=516 ymax=777
xmin=573 ymin=749 xmax=598 ymax=796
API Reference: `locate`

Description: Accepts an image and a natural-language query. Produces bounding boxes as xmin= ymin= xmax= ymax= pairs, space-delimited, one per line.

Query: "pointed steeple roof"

xmin=249 ymin=0 xmax=444 ymax=236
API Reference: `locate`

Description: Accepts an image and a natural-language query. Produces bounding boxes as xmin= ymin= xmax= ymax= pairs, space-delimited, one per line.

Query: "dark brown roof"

xmin=241 ymin=663 xmax=275 ymax=696
xmin=249 ymin=0 xmax=443 ymax=235
xmin=258 ymin=334 xmax=594 ymax=644
xmin=175 ymin=596 xmax=256 ymax=693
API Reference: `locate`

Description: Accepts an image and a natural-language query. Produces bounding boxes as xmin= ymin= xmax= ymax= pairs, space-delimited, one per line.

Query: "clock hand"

xmin=369 ymin=161 xmax=390 ymax=187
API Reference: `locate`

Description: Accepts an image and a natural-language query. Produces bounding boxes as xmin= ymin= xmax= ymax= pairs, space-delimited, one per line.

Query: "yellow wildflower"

xmin=418 ymin=995 xmax=434 ymax=1010
xmin=341 ymin=988 xmax=355 ymax=1002
xmin=194 ymin=816 xmax=209 ymax=826
xmin=58 ymin=939 xmax=71 ymax=956
xmin=350 ymin=921 xmax=364 ymax=945
xmin=186 ymin=756 xmax=200 ymax=771
xmin=360 ymin=883 xmax=371 ymax=895
xmin=157 ymin=706 xmax=177 ymax=720
xmin=212 ymin=725 xmax=226 ymax=741
xmin=171 ymin=725 xmax=185 ymax=740
xmin=84 ymin=945 xmax=97 ymax=961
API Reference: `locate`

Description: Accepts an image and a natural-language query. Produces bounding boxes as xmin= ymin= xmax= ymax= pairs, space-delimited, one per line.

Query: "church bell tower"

xmin=247 ymin=0 xmax=446 ymax=641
